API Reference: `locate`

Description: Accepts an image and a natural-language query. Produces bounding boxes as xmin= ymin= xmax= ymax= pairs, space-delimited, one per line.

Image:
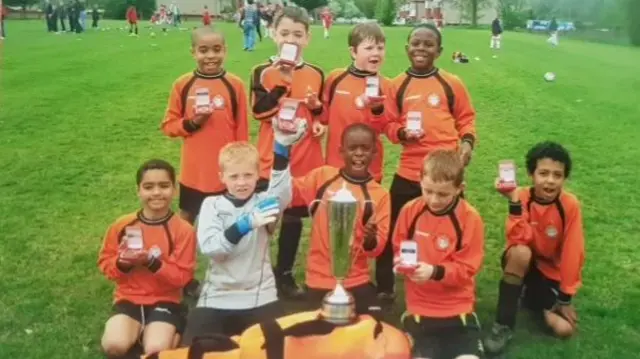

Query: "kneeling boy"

xmin=98 ymin=160 xmax=197 ymax=357
xmin=484 ymin=141 xmax=584 ymax=354
xmin=292 ymin=123 xmax=390 ymax=318
xmin=392 ymin=150 xmax=484 ymax=359
xmin=180 ymin=119 xmax=307 ymax=345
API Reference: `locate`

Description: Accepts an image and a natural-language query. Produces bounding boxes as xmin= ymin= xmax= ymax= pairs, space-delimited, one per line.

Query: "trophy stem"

xmin=320 ymin=278 xmax=356 ymax=325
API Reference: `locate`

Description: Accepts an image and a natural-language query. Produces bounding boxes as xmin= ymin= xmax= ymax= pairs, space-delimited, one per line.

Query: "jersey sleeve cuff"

xmin=461 ymin=134 xmax=475 ymax=149
xmin=431 ymin=265 xmax=445 ymax=281
xmin=371 ymin=105 xmax=384 ymax=116
xmin=397 ymin=127 xmax=407 ymax=142
xmin=362 ymin=237 xmax=377 ymax=251
xmin=116 ymin=260 xmax=133 ymax=273
xmin=147 ymin=258 xmax=162 ymax=273
xmin=273 ymin=141 xmax=289 ymax=159
xmin=557 ymin=291 xmax=572 ymax=304
xmin=508 ymin=201 xmax=522 ymax=215
xmin=226 ymin=215 xmax=252 ymax=244
xmin=182 ymin=119 xmax=201 ymax=133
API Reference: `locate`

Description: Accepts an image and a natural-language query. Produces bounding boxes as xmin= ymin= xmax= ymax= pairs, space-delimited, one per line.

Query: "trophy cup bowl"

xmin=320 ymin=184 xmax=358 ymax=325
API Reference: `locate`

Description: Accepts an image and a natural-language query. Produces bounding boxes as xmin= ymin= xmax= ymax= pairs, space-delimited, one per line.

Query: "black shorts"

xmin=305 ymin=282 xmax=382 ymax=320
xmin=114 ymin=300 xmax=186 ymax=333
xmin=403 ymin=312 xmax=483 ymax=359
xmin=257 ymin=177 xmax=308 ymax=218
xmin=501 ymin=249 xmax=560 ymax=312
xmin=178 ymin=183 xmax=223 ymax=217
xmin=181 ymin=300 xmax=284 ymax=346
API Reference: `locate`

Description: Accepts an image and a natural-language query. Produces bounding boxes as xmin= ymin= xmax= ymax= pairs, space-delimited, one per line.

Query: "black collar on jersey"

xmin=427 ymin=196 xmax=460 ymax=217
xmin=224 ymin=191 xmax=253 ymax=208
xmin=348 ymin=64 xmax=376 ymax=78
xmin=406 ymin=67 xmax=438 ymax=78
xmin=194 ymin=69 xmax=226 ymax=79
xmin=269 ymin=56 xmax=306 ymax=69
xmin=340 ymin=169 xmax=374 ymax=184
xmin=136 ymin=209 xmax=174 ymax=225
xmin=529 ymin=187 xmax=561 ymax=206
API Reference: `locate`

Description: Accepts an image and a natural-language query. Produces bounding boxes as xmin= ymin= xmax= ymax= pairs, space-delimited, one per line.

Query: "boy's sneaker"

xmin=276 ymin=272 xmax=305 ymax=299
xmin=484 ymin=323 xmax=514 ymax=354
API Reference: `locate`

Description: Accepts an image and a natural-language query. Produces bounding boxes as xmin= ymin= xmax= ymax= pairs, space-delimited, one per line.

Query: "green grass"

xmin=2 ymin=20 xmax=640 ymax=359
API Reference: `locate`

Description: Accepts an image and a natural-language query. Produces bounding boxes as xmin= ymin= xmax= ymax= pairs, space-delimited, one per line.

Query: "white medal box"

xmin=365 ymin=76 xmax=380 ymax=98
xmin=279 ymin=43 xmax=300 ymax=65
xmin=406 ymin=111 xmax=423 ymax=133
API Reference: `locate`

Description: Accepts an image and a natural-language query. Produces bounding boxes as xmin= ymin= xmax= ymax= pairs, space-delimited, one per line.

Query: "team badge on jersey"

xmin=212 ymin=95 xmax=225 ymax=109
xmin=436 ymin=235 xmax=450 ymax=251
xmin=427 ymin=93 xmax=440 ymax=108
xmin=546 ymin=226 xmax=558 ymax=238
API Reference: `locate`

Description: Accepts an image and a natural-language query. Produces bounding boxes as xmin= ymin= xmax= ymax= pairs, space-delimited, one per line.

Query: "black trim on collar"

xmin=224 ymin=192 xmax=254 ymax=208
xmin=406 ymin=67 xmax=438 ymax=78
xmin=348 ymin=64 xmax=376 ymax=78
xmin=427 ymin=196 xmax=460 ymax=217
xmin=530 ymin=187 xmax=560 ymax=206
xmin=137 ymin=210 xmax=174 ymax=225
xmin=339 ymin=169 xmax=373 ymax=184
xmin=194 ymin=69 xmax=226 ymax=79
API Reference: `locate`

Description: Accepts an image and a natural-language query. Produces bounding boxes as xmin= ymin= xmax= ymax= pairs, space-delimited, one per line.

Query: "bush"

xmin=375 ymin=0 xmax=394 ymax=26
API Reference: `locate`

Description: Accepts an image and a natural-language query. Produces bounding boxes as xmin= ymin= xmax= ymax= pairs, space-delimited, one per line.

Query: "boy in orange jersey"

xmin=322 ymin=22 xmax=397 ymax=184
xmin=392 ymin=150 xmax=484 ymax=359
xmin=376 ymin=24 xmax=476 ymax=301
xmin=162 ymin=27 xmax=248 ymax=225
xmin=202 ymin=5 xmax=211 ymax=27
xmin=98 ymin=159 xmax=196 ymax=358
xmin=484 ymin=142 xmax=584 ymax=355
xmin=291 ymin=123 xmax=390 ymax=318
xmin=250 ymin=6 xmax=326 ymax=298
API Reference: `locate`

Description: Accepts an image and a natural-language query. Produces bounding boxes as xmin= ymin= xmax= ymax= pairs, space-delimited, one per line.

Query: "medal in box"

xmin=277 ymin=99 xmax=301 ymax=134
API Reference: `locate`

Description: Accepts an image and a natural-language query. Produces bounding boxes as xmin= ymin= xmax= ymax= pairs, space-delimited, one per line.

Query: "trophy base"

xmin=320 ymin=282 xmax=356 ymax=325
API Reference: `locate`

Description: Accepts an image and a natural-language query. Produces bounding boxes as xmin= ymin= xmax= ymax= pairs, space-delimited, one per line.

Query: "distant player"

xmin=491 ymin=16 xmax=502 ymax=49
xmin=320 ymin=7 xmax=332 ymax=39
xmin=126 ymin=5 xmax=138 ymax=36
xmin=202 ymin=5 xmax=211 ymax=27
xmin=547 ymin=17 xmax=559 ymax=46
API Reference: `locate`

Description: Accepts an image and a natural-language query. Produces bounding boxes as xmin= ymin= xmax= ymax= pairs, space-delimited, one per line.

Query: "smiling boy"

xmin=161 ymin=27 xmax=249 ymax=225
xmin=376 ymin=24 xmax=477 ymax=301
xmin=250 ymin=6 xmax=326 ymax=298
xmin=291 ymin=123 xmax=391 ymax=318
xmin=484 ymin=142 xmax=585 ymax=355
xmin=322 ymin=22 xmax=397 ymax=183
xmin=98 ymin=160 xmax=196 ymax=357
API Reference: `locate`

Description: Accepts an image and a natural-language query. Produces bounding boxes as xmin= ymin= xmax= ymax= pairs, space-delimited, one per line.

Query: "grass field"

xmin=2 ymin=20 xmax=640 ymax=359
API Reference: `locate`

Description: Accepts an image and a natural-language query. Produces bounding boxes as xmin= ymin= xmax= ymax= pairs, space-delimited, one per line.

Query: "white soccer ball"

xmin=544 ymin=72 xmax=556 ymax=82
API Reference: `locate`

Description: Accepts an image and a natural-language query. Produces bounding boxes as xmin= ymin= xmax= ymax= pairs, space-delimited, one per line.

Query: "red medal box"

xmin=277 ymin=99 xmax=301 ymax=134
xmin=497 ymin=160 xmax=517 ymax=193
xmin=125 ymin=226 xmax=144 ymax=250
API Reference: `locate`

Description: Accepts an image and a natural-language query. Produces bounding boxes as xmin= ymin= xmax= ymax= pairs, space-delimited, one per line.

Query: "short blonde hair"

xmin=422 ymin=150 xmax=464 ymax=187
xmin=219 ymin=141 xmax=259 ymax=172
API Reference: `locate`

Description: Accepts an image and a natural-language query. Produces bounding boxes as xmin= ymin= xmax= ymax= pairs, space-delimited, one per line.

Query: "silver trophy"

xmin=320 ymin=183 xmax=359 ymax=325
